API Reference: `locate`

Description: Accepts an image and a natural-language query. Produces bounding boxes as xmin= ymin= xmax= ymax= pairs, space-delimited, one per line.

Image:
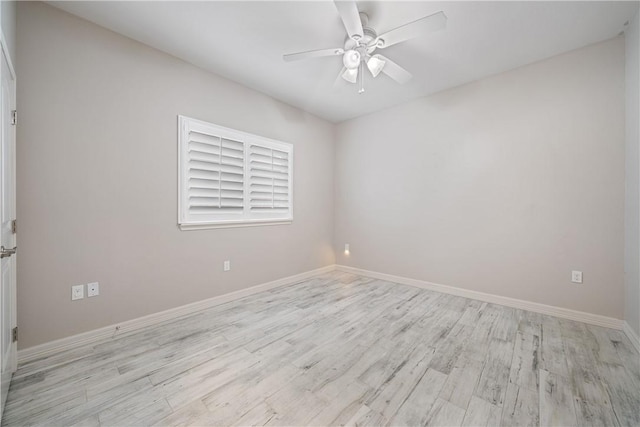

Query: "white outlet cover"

xmin=87 ymin=282 xmax=99 ymax=297
xmin=71 ymin=284 xmax=84 ymax=300
xmin=224 ymin=260 xmax=231 ymax=271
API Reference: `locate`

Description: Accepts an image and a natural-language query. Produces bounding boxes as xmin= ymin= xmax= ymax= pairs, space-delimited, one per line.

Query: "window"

xmin=178 ymin=116 xmax=293 ymax=230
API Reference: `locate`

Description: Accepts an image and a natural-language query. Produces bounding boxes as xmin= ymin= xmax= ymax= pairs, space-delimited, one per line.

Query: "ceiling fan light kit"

xmin=282 ymin=1 xmax=447 ymax=94
xmin=342 ymin=68 xmax=358 ymax=83
xmin=367 ymin=55 xmax=386 ymax=78
xmin=343 ymin=49 xmax=361 ymax=69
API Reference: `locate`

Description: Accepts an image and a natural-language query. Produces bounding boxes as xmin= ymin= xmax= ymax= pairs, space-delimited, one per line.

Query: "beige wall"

xmin=625 ymin=11 xmax=640 ymax=336
xmin=335 ymin=38 xmax=626 ymax=319
xmin=16 ymin=2 xmax=335 ymax=349
xmin=17 ymin=2 xmax=631 ymax=349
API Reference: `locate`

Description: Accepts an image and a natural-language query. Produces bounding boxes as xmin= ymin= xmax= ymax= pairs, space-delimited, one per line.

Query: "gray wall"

xmin=335 ymin=38 xmax=626 ymax=319
xmin=625 ymin=11 xmax=640 ymax=337
xmin=16 ymin=2 xmax=335 ymax=348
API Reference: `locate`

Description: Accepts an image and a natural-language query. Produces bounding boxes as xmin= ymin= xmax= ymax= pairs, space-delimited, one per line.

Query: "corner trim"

xmin=336 ymin=265 xmax=624 ymax=330
xmin=623 ymin=322 xmax=640 ymax=353
xmin=18 ymin=264 xmax=336 ymax=365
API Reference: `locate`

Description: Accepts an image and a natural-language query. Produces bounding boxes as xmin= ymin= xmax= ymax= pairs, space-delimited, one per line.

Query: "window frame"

xmin=178 ymin=115 xmax=293 ymax=230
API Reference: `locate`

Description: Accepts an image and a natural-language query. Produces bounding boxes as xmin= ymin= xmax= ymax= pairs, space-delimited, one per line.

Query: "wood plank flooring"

xmin=3 ymin=272 xmax=639 ymax=426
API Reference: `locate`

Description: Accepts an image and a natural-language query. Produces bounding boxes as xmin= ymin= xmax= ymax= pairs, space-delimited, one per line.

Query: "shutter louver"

xmin=249 ymin=144 xmax=290 ymax=213
xmin=187 ymin=130 xmax=244 ymax=215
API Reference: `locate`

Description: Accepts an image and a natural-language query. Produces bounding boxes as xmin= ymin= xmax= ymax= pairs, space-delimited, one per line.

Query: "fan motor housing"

xmin=344 ymin=13 xmax=379 ymax=56
xmin=362 ymin=27 xmax=378 ymax=45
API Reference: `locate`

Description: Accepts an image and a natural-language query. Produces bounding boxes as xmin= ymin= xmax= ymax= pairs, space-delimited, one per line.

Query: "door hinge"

xmin=12 ymin=327 xmax=17 ymax=343
xmin=11 ymin=110 xmax=16 ymax=126
xmin=11 ymin=219 xmax=16 ymax=234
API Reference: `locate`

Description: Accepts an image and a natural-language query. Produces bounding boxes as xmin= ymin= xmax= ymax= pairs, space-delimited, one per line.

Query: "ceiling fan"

xmin=283 ymin=1 xmax=447 ymax=93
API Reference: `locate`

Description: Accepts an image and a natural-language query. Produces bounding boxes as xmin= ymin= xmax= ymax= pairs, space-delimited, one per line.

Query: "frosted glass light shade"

xmin=367 ymin=56 xmax=386 ymax=77
xmin=341 ymin=68 xmax=358 ymax=83
xmin=342 ymin=50 xmax=361 ymax=70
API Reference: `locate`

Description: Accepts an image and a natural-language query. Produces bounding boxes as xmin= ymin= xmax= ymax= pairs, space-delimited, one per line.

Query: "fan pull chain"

xmin=358 ymin=60 xmax=365 ymax=94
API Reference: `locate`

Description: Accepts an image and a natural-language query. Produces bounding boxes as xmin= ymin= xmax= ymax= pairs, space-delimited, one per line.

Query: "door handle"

xmin=0 ymin=246 xmax=16 ymax=259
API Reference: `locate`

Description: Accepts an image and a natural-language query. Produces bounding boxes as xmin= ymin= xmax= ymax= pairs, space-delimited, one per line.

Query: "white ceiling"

xmin=51 ymin=1 xmax=638 ymax=123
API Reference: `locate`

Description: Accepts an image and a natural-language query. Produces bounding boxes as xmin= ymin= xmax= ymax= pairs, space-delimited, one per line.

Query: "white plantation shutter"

xmin=178 ymin=116 xmax=293 ymax=229
xmin=188 ymin=134 xmax=244 ymax=215
xmin=249 ymin=144 xmax=291 ymax=216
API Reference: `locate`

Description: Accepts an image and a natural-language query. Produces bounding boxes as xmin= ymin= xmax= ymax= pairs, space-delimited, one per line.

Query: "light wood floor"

xmin=3 ymin=272 xmax=639 ymax=426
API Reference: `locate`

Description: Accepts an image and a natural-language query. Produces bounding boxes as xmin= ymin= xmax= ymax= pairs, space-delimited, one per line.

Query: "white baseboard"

xmin=18 ymin=265 xmax=336 ymax=365
xmin=20 ymin=263 xmax=631 ymax=365
xmin=336 ymin=265 xmax=624 ymax=330
xmin=623 ymin=321 xmax=640 ymax=353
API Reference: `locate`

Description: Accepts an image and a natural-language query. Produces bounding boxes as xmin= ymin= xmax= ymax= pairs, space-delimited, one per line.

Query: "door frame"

xmin=0 ymin=25 xmax=17 ymax=422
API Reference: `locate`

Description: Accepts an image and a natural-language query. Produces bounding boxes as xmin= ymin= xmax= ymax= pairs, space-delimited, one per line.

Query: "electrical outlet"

xmin=71 ymin=284 xmax=84 ymax=301
xmin=344 ymin=243 xmax=350 ymax=254
xmin=223 ymin=260 xmax=231 ymax=272
xmin=87 ymin=282 xmax=99 ymax=297
xmin=571 ymin=270 xmax=583 ymax=284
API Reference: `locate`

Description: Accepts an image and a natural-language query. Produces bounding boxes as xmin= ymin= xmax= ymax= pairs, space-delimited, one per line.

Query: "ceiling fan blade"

xmin=283 ymin=47 xmax=344 ymax=62
xmin=377 ymin=11 xmax=447 ymax=49
xmin=334 ymin=1 xmax=364 ymax=41
xmin=375 ymin=55 xmax=412 ymax=84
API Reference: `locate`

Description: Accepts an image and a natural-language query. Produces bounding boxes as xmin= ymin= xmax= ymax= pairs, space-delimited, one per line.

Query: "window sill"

xmin=179 ymin=219 xmax=293 ymax=231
